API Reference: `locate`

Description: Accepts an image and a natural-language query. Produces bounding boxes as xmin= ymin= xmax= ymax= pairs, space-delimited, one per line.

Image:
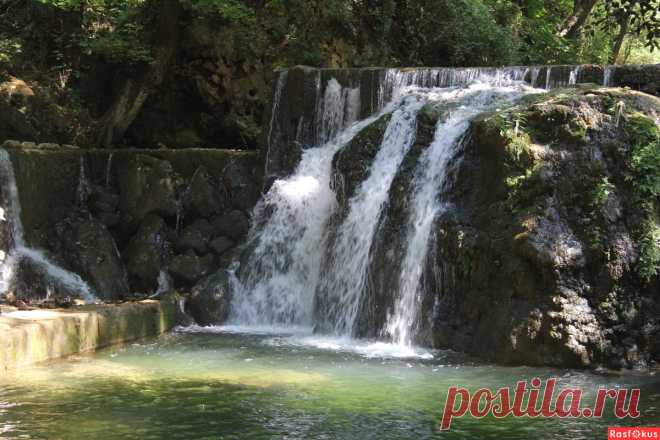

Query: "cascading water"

xmin=0 ymin=149 xmax=97 ymax=303
xmin=226 ymin=67 xmax=543 ymax=350
xmin=384 ymin=81 xmax=539 ymax=346
xmin=317 ymin=93 xmax=426 ymax=335
xmin=603 ymin=66 xmax=613 ymax=87
xmin=229 ymin=79 xmax=368 ymax=328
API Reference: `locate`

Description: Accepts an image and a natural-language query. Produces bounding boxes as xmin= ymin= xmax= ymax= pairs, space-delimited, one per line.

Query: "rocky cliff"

xmin=330 ymin=85 xmax=659 ymax=368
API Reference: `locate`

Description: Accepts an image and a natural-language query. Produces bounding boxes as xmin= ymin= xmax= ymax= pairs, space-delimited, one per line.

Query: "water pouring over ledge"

xmin=216 ymin=66 xmax=549 ymax=354
xmin=0 ymin=149 xmax=97 ymax=303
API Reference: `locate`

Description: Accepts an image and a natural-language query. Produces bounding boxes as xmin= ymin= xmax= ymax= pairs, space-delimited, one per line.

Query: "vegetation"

xmin=625 ymin=113 xmax=660 ymax=281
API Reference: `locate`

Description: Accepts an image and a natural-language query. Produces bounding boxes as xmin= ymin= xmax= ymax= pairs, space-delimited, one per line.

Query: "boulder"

xmin=168 ymin=251 xmax=214 ymax=286
xmin=186 ymin=269 xmax=233 ymax=325
xmin=209 ymin=236 xmax=234 ymax=255
xmin=58 ymin=214 xmax=129 ymax=301
xmin=182 ymin=166 xmax=226 ymax=218
xmin=123 ymin=215 xmax=170 ymax=293
xmin=117 ymin=155 xmax=180 ymax=233
xmin=212 ymin=210 xmax=249 ymax=241
xmin=175 ymin=219 xmax=213 ymax=254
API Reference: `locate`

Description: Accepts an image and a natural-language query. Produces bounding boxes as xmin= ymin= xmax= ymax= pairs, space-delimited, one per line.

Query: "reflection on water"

xmin=0 ymin=329 xmax=659 ymax=439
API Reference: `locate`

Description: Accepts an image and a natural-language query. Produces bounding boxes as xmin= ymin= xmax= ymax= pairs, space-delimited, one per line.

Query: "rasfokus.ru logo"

xmin=440 ymin=378 xmax=641 ymax=430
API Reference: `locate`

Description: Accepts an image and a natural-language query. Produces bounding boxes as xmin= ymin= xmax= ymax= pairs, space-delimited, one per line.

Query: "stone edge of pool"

xmin=0 ymin=295 xmax=187 ymax=371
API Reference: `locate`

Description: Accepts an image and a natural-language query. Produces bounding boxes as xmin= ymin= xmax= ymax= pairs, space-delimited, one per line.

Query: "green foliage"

xmin=624 ymin=113 xmax=660 ymax=281
xmin=0 ymin=38 xmax=22 ymax=67
xmin=587 ymin=176 xmax=615 ymax=251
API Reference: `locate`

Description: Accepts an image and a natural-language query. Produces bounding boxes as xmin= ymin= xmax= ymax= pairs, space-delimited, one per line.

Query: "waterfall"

xmin=384 ymin=82 xmax=538 ymax=346
xmin=603 ymin=66 xmax=613 ymax=87
xmin=0 ymin=149 xmax=97 ymax=303
xmin=77 ymin=156 xmax=91 ymax=209
xmin=318 ymin=93 xmax=426 ymax=335
xmin=105 ymin=153 xmax=114 ymax=188
xmin=545 ymin=66 xmax=553 ymax=89
xmin=226 ymin=67 xmax=544 ymax=346
xmin=568 ymin=66 xmax=581 ymax=85
xmin=530 ymin=67 xmax=540 ymax=88
xmin=316 ymin=79 xmax=361 ymax=145
xmin=229 ymin=80 xmax=382 ymax=328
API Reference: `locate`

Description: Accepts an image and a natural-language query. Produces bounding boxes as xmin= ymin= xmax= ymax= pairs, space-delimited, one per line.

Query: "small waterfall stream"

xmin=0 ymin=149 xmax=97 ymax=303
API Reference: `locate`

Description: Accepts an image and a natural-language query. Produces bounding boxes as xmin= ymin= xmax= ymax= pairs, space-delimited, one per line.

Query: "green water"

xmin=0 ymin=328 xmax=658 ymax=439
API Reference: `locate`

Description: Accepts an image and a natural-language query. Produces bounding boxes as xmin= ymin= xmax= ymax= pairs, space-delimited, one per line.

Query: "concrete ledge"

xmin=0 ymin=299 xmax=184 ymax=371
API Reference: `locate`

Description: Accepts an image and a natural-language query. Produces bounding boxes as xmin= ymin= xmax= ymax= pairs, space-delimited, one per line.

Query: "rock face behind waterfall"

xmin=427 ymin=88 xmax=659 ymax=368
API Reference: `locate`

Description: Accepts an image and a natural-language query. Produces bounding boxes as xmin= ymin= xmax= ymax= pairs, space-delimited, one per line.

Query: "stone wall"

xmin=1 ymin=143 xmax=262 ymax=302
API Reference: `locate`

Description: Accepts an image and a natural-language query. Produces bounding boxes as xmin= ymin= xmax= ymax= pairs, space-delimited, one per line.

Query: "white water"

xmin=385 ymin=80 xmax=540 ymax=346
xmin=229 ymin=80 xmax=388 ymax=327
xmin=568 ymin=66 xmax=581 ymax=86
xmin=603 ymin=66 xmax=613 ymax=87
xmin=318 ymin=92 xmax=426 ymax=335
xmin=227 ymin=67 xmax=545 ymax=350
xmin=0 ymin=149 xmax=96 ymax=302
xmin=545 ymin=66 xmax=553 ymax=89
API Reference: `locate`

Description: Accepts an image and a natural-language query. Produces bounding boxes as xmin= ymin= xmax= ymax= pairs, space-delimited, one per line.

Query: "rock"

xmin=176 ymin=219 xmax=212 ymax=254
xmin=168 ymin=251 xmax=214 ymax=286
xmin=89 ymin=185 xmax=119 ymax=215
xmin=117 ymin=155 xmax=180 ymax=233
xmin=331 ymin=114 xmax=391 ymax=206
xmin=59 ymin=214 xmax=129 ymax=301
xmin=186 ymin=269 xmax=233 ymax=325
xmin=209 ymin=236 xmax=234 ymax=255
xmin=123 ymin=215 xmax=170 ymax=293
xmin=212 ymin=210 xmax=249 ymax=241
xmin=183 ymin=166 xmax=225 ymax=218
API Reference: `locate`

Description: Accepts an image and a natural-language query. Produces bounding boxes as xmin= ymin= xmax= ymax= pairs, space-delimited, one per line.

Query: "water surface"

xmin=0 ymin=328 xmax=658 ymax=439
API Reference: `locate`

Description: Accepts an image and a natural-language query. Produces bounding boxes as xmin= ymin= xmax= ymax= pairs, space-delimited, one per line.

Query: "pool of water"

xmin=1 ymin=327 xmax=658 ymax=439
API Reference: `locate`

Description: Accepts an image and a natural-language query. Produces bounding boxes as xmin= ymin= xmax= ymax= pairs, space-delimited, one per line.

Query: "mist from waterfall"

xmin=0 ymin=149 xmax=97 ymax=303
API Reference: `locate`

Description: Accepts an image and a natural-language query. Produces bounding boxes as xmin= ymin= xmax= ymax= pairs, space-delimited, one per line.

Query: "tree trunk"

xmin=97 ymin=0 xmax=181 ymax=147
xmin=610 ymin=17 xmax=629 ymax=64
xmin=557 ymin=0 xmax=599 ymax=38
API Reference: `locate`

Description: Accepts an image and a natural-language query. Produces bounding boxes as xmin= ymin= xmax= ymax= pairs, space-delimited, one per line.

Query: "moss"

xmin=586 ymin=176 xmax=615 ymax=252
xmin=623 ymin=113 xmax=660 ymax=281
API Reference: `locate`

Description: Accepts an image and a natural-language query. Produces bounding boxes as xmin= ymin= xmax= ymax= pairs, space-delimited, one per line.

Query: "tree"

xmin=558 ymin=0 xmax=600 ymax=38
xmin=601 ymin=0 xmax=660 ymax=63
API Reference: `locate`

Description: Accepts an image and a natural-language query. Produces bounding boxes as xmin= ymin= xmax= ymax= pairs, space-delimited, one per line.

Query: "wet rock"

xmin=186 ymin=269 xmax=233 ymax=325
xmin=117 ymin=155 xmax=179 ymax=233
xmin=331 ymin=114 xmax=391 ymax=205
xmin=59 ymin=214 xmax=129 ymax=301
xmin=123 ymin=215 xmax=170 ymax=293
xmin=176 ymin=219 xmax=212 ymax=254
xmin=209 ymin=236 xmax=234 ymax=255
xmin=183 ymin=166 xmax=225 ymax=218
xmin=168 ymin=251 xmax=214 ymax=286
xmin=212 ymin=210 xmax=249 ymax=241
